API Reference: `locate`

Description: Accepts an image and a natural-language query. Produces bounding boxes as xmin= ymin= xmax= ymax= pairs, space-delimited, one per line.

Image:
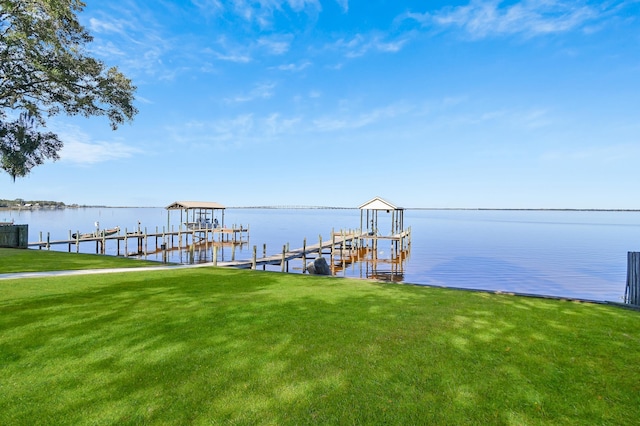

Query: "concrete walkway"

xmin=0 ymin=262 xmax=217 ymax=280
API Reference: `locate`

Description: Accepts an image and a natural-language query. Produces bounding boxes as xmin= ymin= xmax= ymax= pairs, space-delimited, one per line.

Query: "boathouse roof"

xmin=358 ymin=197 xmax=402 ymax=211
xmin=165 ymin=201 xmax=225 ymax=210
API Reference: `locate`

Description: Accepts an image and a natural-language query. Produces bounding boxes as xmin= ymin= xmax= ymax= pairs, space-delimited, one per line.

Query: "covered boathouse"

xmin=359 ymin=196 xmax=405 ymax=237
xmin=165 ymin=201 xmax=249 ymax=246
xmin=165 ymin=201 xmax=226 ymax=230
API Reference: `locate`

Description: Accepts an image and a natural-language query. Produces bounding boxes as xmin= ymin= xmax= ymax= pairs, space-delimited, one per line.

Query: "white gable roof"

xmin=358 ymin=197 xmax=401 ymax=211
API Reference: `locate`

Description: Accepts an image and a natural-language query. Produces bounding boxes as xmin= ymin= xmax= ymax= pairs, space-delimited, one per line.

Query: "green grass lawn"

xmin=0 ymin=248 xmax=164 ymax=273
xmin=1 ymin=251 xmax=639 ymax=424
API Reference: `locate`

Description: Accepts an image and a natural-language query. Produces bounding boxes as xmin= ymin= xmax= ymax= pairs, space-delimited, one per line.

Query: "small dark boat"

xmin=72 ymin=226 xmax=120 ymax=239
xmin=97 ymin=226 xmax=120 ymax=237
xmin=71 ymin=232 xmax=93 ymax=239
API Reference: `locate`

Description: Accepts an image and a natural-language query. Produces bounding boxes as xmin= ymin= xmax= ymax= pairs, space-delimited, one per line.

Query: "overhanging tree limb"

xmin=0 ymin=0 xmax=137 ymax=177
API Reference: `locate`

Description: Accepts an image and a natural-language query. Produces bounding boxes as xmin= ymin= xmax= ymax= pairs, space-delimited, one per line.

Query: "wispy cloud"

xmin=335 ymin=0 xmax=349 ymax=13
xmin=541 ymin=143 xmax=640 ymax=163
xmin=264 ymin=113 xmax=302 ymax=136
xmin=199 ymin=0 xmax=322 ymax=29
xmin=165 ymin=112 xmax=302 ymax=149
xmin=274 ymin=61 xmax=312 ymax=72
xmin=402 ymin=0 xmax=602 ymax=39
xmin=331 ymin=33 xmax=409 ymax=58
xmin=61 ymin=141 xmax=141 ymax=164
xmin=190 ymin=0 xmax=223 ymax=15
xmin=205 ymin=34 xmax=294 ymax=64
xmin=225 ymin=82 xmax=277 ymax=103
xmin=257 ymin=36 xmax=292 ymax=55
xmin=313 ymin=103 xmax=412 ymax=131
xmin=86 ymin=8 xmax=179 ymax=80
xmin=88 ymin=17 xmax=130 ymax=35
xmin=57 ymin=126 xmax=142 ymax=165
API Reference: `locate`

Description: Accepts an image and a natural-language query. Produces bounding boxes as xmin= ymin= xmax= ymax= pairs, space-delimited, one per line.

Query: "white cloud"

xmin=541 ymin=143 xmax=640 ymax=163
xmin=313 ymin=103 xmax=411 ymax=131
xmin=88 ymin=17 xmax=129 ymax=35
xmin=331 ymin=33 xmax=409 ymax=58
xmin=89 ymin=41 xmax=126 ymax=58
xmin=225 ymin=82 xmax=277 ymax=103
xmin=206 ymin=37 xmax=253 ymax=63
xmin=166 ymin=112 xmax=303 ymax=149
xmin=404 ymin=0 xmax=600 ymax=39
xmin=275 ymin=61 xmax=312 ymax=72
xmin=212 ymin=51 xmax=253 ymax=63
xmin=191 ymin=0 xmax=223 ymax=14
xmin=335 ymin=0 xmax=348 ymax=13
xmin=264 ymin=113 xmax=302 ymax=135
xmin=52 ymin=124 xmax=142 ymax=165
xmin=257 ymin=36 xmax=292 ymax=55
xmin=60 ymin=140 xmax=141 ymax=165
xmin=221 ymin=0 xmax=322 ymax=28
xmin=86 ymin=9 xmax=180 ymax=81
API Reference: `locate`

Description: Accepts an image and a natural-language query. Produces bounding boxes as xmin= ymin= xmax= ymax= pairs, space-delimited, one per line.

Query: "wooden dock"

xmin=28 ymin=223 xmax=411 ymax=280
xmin=29 ymin=225 xmax=250 ymax=257
xmin=215 ymin=228 xmax=411 ymax=277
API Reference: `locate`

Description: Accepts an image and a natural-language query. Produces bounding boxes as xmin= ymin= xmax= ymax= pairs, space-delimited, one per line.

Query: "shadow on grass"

xmin=1 ymin=268 xmax=639 ymax=424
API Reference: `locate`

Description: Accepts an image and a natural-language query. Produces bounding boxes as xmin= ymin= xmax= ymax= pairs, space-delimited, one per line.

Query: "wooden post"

xmin=281 ymin=245 xmax=286 ymax=273
xmin=213 ymin=245 xmax=218 ymax=266
xmin=626 ymin=252 xmax=640 ymax=305
xmin=252 ymin=245 xmax=257 ymax=270
xmin=342 ymin=231 xmax=346 ymax=270
xmin=46 ymin=232 xmax=50 ymax=251
xmin=318 ymin=235 xmax=322 ymax=257
xmin=263 ymin=243 xmax=267 ymax=271
xmin=302 ymin=238 xmax=307 ymax=273
xmin=330 ymin=233 xmax=335 ymax=267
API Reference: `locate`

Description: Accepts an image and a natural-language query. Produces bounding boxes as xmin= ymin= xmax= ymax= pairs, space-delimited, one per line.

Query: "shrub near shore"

xmin=0 ymin=250 xmax=639 ymax=424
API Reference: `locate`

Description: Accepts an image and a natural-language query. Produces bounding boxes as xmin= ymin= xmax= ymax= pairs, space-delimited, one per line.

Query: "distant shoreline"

xmin=2 ymin=205 xmax=640 ymax=212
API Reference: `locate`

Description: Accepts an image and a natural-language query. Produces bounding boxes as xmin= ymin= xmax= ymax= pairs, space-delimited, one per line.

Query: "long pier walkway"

xmin=215 ymin=228 xmax=411 ymax=275
xmin=28 ymin=225 xmax=249 ymax=257
xmin=27 ymin=224 xmax=411 ymax=279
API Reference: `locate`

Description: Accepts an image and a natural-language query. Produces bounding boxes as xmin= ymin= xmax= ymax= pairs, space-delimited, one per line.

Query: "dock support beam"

xmin=626 ymin=252 xmax=640 ymax=305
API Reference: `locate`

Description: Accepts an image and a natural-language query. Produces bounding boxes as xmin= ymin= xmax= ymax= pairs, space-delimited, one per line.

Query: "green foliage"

xmin=0 ymin=112 xmax=62 ymax=180
xmin=0 ymin=255 xmax=639 ymax=425
xmin=0 ymin=0 xmax=137 ymax=177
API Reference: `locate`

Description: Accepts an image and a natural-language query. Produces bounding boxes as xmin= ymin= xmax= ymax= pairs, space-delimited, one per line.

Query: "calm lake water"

xmin=4 ymin=207 xmax=640 ymax=303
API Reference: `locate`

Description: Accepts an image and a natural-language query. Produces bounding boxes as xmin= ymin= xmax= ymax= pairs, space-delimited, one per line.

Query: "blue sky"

xmin=4 ymin=0 xmax=640 ymax=208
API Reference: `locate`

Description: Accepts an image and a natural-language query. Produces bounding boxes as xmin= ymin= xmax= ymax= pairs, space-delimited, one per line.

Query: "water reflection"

xmin=7 ymin=207 xmax=640 ymax=301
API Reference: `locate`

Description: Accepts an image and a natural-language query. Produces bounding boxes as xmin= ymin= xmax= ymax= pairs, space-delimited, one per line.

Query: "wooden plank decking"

xmin=214 ymin=228 xmax=411 ymax=271
xmin=27 ymin=225 xmax=411 ymax=279
xmin=28 ymin=226 xmax=249 ymax=255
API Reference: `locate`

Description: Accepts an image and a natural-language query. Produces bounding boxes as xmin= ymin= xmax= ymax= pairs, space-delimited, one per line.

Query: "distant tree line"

xmin=0 ymin=198 xmax=67 ymax=208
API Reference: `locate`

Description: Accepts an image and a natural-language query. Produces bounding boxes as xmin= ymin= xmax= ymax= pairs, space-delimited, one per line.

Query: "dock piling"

xmin=626 ymin=252 xmax=640 ymax=305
